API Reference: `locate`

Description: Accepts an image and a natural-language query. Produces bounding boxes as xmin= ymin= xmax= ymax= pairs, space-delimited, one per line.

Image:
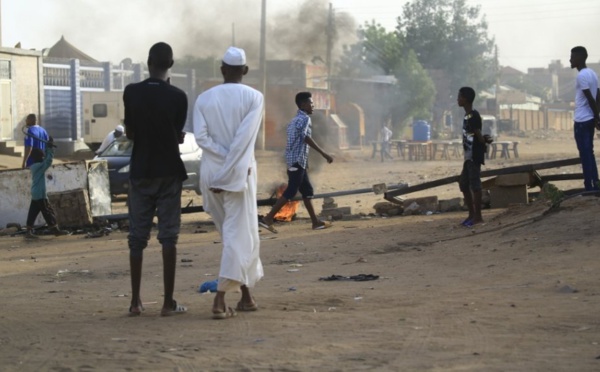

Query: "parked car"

xmin=94 ymin=132 xmax=202 ymax=195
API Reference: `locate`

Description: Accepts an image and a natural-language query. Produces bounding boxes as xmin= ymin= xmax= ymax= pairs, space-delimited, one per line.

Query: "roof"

xmin=45 ymin=36 xmax=98 ymax=62
xmin=500 ymin=66 xmax=524 ymax=76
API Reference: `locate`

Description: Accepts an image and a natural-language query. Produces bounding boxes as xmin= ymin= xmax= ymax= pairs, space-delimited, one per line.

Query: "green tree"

xmin=397 ymin=0 xmax=496 ymax=90
xmin=337 ymin=22 xmax=435 ymax=133
xmin=395 ymin=0 xmax=496 ymax=132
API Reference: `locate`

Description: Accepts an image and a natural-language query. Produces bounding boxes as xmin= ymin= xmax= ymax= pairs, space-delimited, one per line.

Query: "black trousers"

xmin=26 ymin=199 xmax=57 ymax=228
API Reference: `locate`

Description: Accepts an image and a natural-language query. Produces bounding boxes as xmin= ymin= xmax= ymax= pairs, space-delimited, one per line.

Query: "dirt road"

xmin=1 ymin=133 xmax=599 ymax=371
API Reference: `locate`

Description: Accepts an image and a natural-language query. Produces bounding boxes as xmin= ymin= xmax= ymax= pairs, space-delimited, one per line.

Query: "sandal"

xmin=312 ymin=221 xmax=332 ymax=230
xmin=460 ymin=218 xmax=472 ymax=226
xmin=236 ymin=300 xmax=258 ymax=312
xmin=212 ymin=306 xmax=237 ymax=320
xmin=258 ymin=217 xmax=278 ymax=234
xmin=160 ymin=300 xmax=187 ymax=316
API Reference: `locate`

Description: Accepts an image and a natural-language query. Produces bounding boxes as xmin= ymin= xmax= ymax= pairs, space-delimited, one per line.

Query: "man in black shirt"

xmin=457 ymin=87 xmax=492 ymax=227
xmin=123 ymin=42 xmax=188 ymax=316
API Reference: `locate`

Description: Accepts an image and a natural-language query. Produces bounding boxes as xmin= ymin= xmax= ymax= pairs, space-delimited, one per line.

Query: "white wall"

xmin=0 ymin=160 xmax=110 ymax=227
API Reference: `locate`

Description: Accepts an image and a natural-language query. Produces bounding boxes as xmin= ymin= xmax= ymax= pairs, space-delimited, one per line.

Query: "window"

xmin=93 ymin=103 xmax=108 ymax=117
xmin=0 ymin=61 xmax=11 ymax=79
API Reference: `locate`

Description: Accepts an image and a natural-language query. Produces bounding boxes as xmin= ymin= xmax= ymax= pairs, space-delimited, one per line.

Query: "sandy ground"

xmin=2 ymin=132 xmax=600 ymax=371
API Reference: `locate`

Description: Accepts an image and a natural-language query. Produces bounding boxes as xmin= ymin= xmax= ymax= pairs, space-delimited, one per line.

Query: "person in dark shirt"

xmin=457 ymin=87 xmax=492 ymax=227
xmin=123 ymin=42 xmax=188 ymax=317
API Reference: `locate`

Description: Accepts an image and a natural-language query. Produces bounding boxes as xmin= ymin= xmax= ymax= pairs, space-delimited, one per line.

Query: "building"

xmin=0 ymin=46 xmax=45 ymax=156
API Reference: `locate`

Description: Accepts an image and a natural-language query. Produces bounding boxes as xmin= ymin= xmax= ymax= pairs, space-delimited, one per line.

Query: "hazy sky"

xmin=3 ymin=0 xmax=599 ymax=72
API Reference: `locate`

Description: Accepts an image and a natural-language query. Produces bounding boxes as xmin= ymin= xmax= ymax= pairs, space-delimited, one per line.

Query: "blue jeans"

xmin=574 ymin=119 xmax=599 ymax=191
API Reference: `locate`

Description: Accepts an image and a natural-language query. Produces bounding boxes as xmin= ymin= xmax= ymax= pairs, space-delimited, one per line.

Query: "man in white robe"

xmin=193 ymin=46 xmax=264 ymax=319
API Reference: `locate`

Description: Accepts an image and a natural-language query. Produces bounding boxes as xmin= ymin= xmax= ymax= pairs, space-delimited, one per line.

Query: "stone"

xmin=438 ymin=198 xmax=464 ymax=212
xmin=323 ymin=197 xmax=335 ymax=205
xmin=0 ymin=226 xmax=19 ymax=236
xmin=402 ymin=202 xmax=420 ymax=216
xmin=373 ymin=202 xmax=402 ymax=216
xmin=401 ymin=196 xmax=439 ymax=213
xmin=320 ymin=206 xmax=351 ymax=220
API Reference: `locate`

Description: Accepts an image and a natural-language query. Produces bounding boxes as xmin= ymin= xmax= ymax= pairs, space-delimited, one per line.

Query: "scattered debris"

xmin=198 ymin=279 xmax=218 ymax=293
xmin=558 ymin=285 xmax=578 ymax=294
xmin=319 ymin=274 xmax=379 ymax=282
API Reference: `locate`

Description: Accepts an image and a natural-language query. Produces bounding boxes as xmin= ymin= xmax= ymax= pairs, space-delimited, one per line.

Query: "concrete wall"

xmin=0 ymin=160 xmax=110 ymax=228
xmin=11 ymin=54 xmax=42 ymax=131
xmin=0 ymin=47 xmax=44 ymax=141
xmin=499 ymin=108 xmax=572 ymax=131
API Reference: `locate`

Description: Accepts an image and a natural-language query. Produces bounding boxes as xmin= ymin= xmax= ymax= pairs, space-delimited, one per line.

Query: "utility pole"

xmin=326 ymin=3 xmax=333 ymax=93
xmin=258 ymin=0 xmax=267 ymax=150
xmin=494 ymin=45 xmax=500 ymax=120
xmin=0 ymin=0 xmax=3 ymax=47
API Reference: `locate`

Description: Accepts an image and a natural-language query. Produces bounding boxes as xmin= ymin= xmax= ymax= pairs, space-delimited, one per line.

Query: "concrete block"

xmin=495 ymin=173 xmax=532 ymax=186
xmin=490 ymin=185 xmax=528 ymax=209
xmin=48 ymin=188 xmax=93 ymax=227
xmin=372 ymin=183 xmax=387 ymax=195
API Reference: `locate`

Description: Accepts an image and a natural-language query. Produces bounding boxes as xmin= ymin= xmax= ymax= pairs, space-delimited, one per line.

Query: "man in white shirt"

xmin=380 ymin=123 xmax=393 ymax=162
xmin=193 ymin=47 xmax=264 ymax=319
xmin=96 ymin=124 xmax=124 ymax=155
xmin=570 ymin=46 xmax=600 ymax=191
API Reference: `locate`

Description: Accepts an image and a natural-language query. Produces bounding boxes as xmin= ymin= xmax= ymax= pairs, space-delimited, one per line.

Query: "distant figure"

xmin=259 ymin=91 xmax=334 ymax=233
xmin=457 ymin=87 xmax=493 ymax=227
xmin=569 ymin=46 xmax=600 ymax=191
xmin=193 ymin=46 xmax=264 ymax=319
xmin=22 ymin=114 xmax=49 ymax=169
xmin=25 ymin=142 xmax=69 ymax=239
xmin=380 ymin=123 xmax=393 ymax=162
xmin=123 ymin=42 xmax=188 ymax=317
xmin=96 ymin=124 xmax=124 ymax=155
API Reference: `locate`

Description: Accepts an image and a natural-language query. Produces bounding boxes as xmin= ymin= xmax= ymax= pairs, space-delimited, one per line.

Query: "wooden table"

xmin=490 ymin=141 xmax=519 ymax=159
xmin=431 ymin=140 xmax=453 ymax=160
xmin=407 ymin=141 xmax=432 ymax=161
xmin=390 ymin=140 xmax=407 ymax=159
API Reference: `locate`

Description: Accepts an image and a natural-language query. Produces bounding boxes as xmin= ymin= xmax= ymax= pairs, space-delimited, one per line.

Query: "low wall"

xmin=0 ymin=160 xmax=111 ymax=228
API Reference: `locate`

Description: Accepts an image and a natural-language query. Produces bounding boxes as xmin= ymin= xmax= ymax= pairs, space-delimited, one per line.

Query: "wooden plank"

xmin=540 ymin=173 xmax=584 ymax=182
xmin=384 ymin=157 xmax=581 ymax=200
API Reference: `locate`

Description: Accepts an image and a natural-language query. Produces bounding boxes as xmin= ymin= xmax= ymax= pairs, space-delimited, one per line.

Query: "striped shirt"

xmin=285 ymin=110 xmax=311 ymax=168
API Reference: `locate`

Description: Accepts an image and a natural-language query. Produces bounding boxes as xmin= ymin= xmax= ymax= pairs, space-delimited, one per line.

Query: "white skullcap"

xmin=222 ymin=46 xmax=246 ymax=66
xmin=115 ymin=124 xmax=124 ymax=132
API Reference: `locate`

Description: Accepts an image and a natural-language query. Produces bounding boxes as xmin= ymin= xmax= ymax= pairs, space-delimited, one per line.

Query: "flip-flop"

xmin=313 ymin=221 xmax=332 ymax=230
xmin=463 ymin=220 xmax=474 ymax=228
xmin=460 ymin=218 xmax=472 ymax=226
xmin=258 ymin=218 xmax=278 ymax=234
xmin=160 ymin=300 xmax=187 ymax=316
xmin=236 ymin=301 xmax=258 ymax=312
xmin=212 ymin=306 xmax=237 ymax=320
